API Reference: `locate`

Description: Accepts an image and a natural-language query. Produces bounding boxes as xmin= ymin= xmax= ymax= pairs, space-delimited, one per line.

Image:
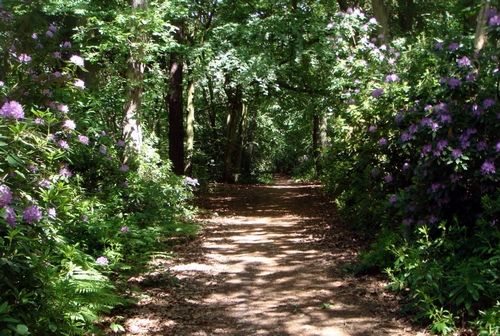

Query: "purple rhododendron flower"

xmin=0 ymin=185 xmax=12 ymax=207
xmin=120 ymin=226 xmax=130 ymax=232
xmin=439 ymin=114 xmax=452 ymax=123
xmin=389 ymin=195 xmax=397 ymax=204
xmin=47 ymin=208 xmax=56 ymax=219
xmin=477 ymin=141 xmax=488 ymax=151
xmin=4 ymin=206 xmax=16 ymax=228
xmin=431 ymin=182 xmax=442 ymax=192
xmin=99 ymin=145 xmax=106 ymax=154
xmin=18 ymin=54 xmax=31 ymax=63
xmin=385 ymin=174 xmax=393 ymax=183
xmin=59 ymin=165 xmax=72 ymax=178
xmin=38 ymin=179 xmax=51 ymax=188
xmin=57 ymin=104 xmax=69 ymax=113
xmin=385 ymin=74 xmax=399 ymax=82
xmin=448 ymin=77 xmax=461 ymax=89
xmin=401 ymin=132 xmax=411 ymax=142
xmin=369 ymin=125 xmax=376 ymax=132
xmin=185 ymin=177 xmax=199 ymax=186
xmin=466 ymin=73 xmax=477 ymax=82
xmin=117 ymin=140 xmax=125 ymax=147
xmin=23 ymin=205 xmax=42 ymax=224
xmin=448 ymin=42 xmax=460 ymax=51
xmin=487 ymin=8 xmax=498 ymax=19
xmin=120 ymin=165 xmax=129 ymax=172
xmin=409 ymin=124 xmax=418 ymax=134
xmin=435 ymin=42 xmax=443 ymax=50
xmin=403 ymin=163 xmax=410 ymax=170
xmin=371 ymin=88 xmax=384 ymax=98
xmin=489 ymin=15 xmax=500 ymax=26
xmin=482 ymin=159 xmax=496 ymax=175
xmin=69 ymin=55 xmax=84 ymax=67
xmin=63 ymin=119 xmax=76 ymax=130
xmin=420 ymin=117 xmax=432 ymax=127
xmin=483 ymin=98 xmax=496 ymax=109
xmin=379 ymin=138 xmax=388 ymax=146
xmin=422 ymin=144 xmax=432 ymax=156
xmin=452 ymin=148 xmax=463 ymax=159
xmin=78 ymin=135 xmax=89 ymax=145
xmin=457 ymin=56 xmax=471 ymax=67
xmin=96 ymin=256 xmax=109 ymax=265
xmin=434 ymin=102 xmax=448 ymax=113
xmin=0 ymin=101 xmax=24 ymax=119
xmin=57 ymin=140 xmax=69 ymax=150
xmin=437 ymin=140 xmax=448 ymax=151
xmin=450 ymin=173 xmax=462 ymax=183
xmin=73 ymin=79 xmax=85 ymax=90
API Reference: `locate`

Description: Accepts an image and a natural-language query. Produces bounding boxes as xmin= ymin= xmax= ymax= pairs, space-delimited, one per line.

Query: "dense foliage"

xmin=321 ymin=5 xmax=500 ymax=335
xmin=0 ymin=2 xmax=196 ymax=335
xmin=1 ymin=0 xmax=500 ymax=334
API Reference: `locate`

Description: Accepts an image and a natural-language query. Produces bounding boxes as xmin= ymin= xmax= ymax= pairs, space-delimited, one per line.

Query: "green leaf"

xmin=15 ymin=325 xmax=29 ymax=335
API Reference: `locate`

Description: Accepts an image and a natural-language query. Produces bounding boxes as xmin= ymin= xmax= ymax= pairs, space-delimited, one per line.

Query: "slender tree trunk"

xmin=398 ymin=0 xmax=413 ymax=33
xmin=184 ymin=78 xmax=195 ymax=176
xmin=222 ymin=84 xmax=243 ymax=183
xmin=337 ymin=0 xmax=349 ymax=11
xmin=207 ymin=76 xmax=218 ymax=143
xmin=372 ymin=0 xmax=390 ymax=41
xmin=474 ymin=0 xmax=490 ymax=52
xmin=168 ymin=51 xmax=184 ymax=175
xmin=234 ymin=103 xmax=248 ymax=181
xmin=313 ymin=114 xmax=320 ymax=176
xmin=122 ymin=0 xmax=147 ymax=161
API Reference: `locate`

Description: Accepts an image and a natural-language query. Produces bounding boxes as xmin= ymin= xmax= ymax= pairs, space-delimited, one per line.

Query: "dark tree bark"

xmin=168 ymin=52 xmax=185 ymax=175
xmin=398 ymin=0 xmax=414 ymax=33
xmin=337 ymin=0 xmax=349 ymax=11
xmin=372 ymin=0 xmax=390 ymax=41
xmin=222 ymin=83 xmax=243 ymax=183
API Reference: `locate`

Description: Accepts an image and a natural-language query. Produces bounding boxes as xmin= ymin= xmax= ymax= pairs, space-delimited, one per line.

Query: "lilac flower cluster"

xmin=185 ymin=177 xmax=199 ymax=186
xmin=0 ymin=101 xmax=24 ymax=119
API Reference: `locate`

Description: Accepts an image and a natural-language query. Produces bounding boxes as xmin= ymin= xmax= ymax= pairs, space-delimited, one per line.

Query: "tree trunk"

xmin=474 ymin=0 xmax=490 ymax=52
xmin=122 ymin=0 xmax=147 ymax=161
xmin=398 ymin=0 xmax=413 ymax=33
xmin=337 ymin=0 xmax=349 ymax=11
xmin=313 ymin=114 xmax=320 ymax=176
xmin=222 ymin=84 xmax=243 ymax=183
xmin=184 ymin=78 xmax=195 ymax=176
xmin=234 ymin=103 xmax=248 ymax=182
xmin=168 ymin=51 xmax=185 ymax=175
xmin=372 ymin=0 xmax=390 ymax=41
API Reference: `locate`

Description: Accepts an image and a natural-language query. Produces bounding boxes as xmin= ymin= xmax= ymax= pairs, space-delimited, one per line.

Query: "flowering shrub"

xmin=322 ymin=7 xmax=500 ymax=333
xmin=0 ymin=3 xmax=197 ymax=334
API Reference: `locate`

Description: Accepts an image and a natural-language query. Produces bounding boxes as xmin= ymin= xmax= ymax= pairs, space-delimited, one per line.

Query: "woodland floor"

xmin=108 ymin=175 xmax=430 ymax=336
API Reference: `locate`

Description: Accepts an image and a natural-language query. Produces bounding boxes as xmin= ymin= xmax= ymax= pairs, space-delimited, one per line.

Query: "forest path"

xmin=119 ymin=175 xmax=426 ymax=336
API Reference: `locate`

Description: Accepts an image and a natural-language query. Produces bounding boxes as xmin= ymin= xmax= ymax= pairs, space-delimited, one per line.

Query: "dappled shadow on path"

xmin=116 ymin=177 xmax=424 ymax=336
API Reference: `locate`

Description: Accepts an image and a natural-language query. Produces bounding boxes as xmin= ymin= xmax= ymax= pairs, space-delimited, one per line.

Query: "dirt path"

xmin=118 ymin=176 xmax=426 ymax=335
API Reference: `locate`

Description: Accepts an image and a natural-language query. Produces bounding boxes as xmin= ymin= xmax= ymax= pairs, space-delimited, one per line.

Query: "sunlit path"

xmin=120 ymin=177 xmax=426 ymax=335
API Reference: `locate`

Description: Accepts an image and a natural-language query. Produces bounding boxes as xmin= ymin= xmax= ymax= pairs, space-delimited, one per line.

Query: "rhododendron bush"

xmin=0 ymin=2 xmax=196 ymax=334
xmin=322 ymin=7 xmax=500 ymax=333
